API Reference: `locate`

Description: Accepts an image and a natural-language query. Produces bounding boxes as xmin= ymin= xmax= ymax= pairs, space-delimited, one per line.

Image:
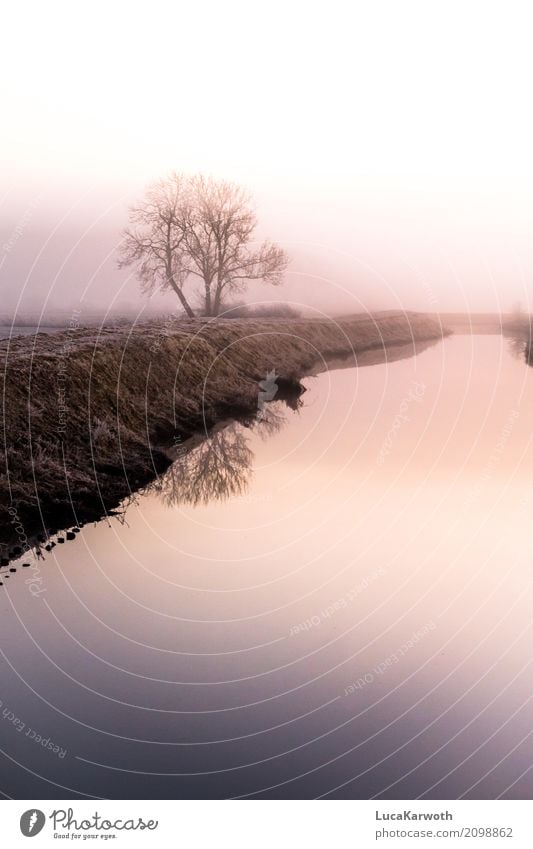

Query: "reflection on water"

xmin=153 ymin=424 xmax=254 ymax=507
xmin=149 ymin=407 xmax=290 ymax=508
xmin=1 ymin=335 xmax=533 ymax=800
xmin=505 ymin=325 xmax=533 ymax=366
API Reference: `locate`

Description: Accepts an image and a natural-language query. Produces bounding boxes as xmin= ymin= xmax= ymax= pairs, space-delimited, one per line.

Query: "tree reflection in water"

xmin=150 ymin=403 xmax=290 ymax=508
xmin=506 ymin=326 xmax=533 ymax=364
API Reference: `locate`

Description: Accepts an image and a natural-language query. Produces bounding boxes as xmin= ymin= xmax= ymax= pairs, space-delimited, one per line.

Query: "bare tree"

xmin=118 ymin=173 xmax=195 ymax=318
xmin=119 ymin=173 xmax=289 ymax=317
xmin=184 ymin=176 xmax=289 ymax=316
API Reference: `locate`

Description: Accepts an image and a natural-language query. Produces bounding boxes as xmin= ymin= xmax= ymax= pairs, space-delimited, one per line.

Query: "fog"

xmin=2 ymin=1 xmax=533 ymax=319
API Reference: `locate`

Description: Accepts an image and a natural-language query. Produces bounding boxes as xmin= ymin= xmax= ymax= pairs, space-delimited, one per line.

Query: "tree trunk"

xmin=204 ymin=284 xmax=212 ymax=317
xmin=213 ymin=284 xmax=222 ymax=317
xmin=167 ymin=277 xmax=195 ymax=318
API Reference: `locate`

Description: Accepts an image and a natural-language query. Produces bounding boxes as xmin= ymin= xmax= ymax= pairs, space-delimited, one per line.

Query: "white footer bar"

xmin=2 ymin=800 xmax=532 ymax=847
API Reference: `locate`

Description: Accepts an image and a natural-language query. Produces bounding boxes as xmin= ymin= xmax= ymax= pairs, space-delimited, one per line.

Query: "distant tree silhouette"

xmin=119 ymin=173 xmax=289 ymax=317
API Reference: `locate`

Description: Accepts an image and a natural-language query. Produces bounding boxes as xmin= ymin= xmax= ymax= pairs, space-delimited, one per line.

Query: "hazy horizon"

xmin=2 ymin=1 xmax=533 ymax=318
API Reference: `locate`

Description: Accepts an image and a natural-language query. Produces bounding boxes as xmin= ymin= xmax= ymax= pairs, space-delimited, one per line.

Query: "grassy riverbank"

xmin=0 ymin=312 xmax=447 ymax=557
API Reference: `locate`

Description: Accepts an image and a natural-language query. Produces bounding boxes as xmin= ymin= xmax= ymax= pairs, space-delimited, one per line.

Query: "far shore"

xmin=0 ymin=310 xmax=528 ymax=338
xmin=0 ymin=312 xmax=447 ymax=559
xmin=431 ymin=312 xmax=531 ymax=335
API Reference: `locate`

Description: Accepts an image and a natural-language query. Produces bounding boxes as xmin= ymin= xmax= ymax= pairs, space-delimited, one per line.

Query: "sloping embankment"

xmin=0 ymin=312 xmax=446 ymax=556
